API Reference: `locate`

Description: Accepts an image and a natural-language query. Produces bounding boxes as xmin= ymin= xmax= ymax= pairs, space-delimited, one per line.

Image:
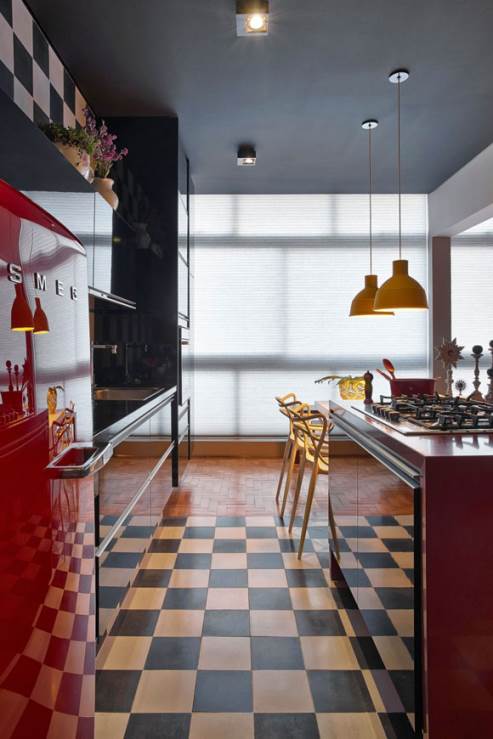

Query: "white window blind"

xmin=451 ymin=218 xmax=493 ymax=383
xmin=192 ymin=194 xmax=429 ymax=436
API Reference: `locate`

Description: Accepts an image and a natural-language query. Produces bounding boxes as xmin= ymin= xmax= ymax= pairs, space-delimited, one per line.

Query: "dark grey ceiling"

xmin=27 ymin=0 xmax=493 ymax=194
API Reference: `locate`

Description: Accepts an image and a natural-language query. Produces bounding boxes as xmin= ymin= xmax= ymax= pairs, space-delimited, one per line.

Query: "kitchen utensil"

xmin=382 ymin=358 xmax=396 ymax=378
xmin=20 ymin=358 xmax=29 ymax=392
xmin=376 ymin=368 xmax=393 ymax=382
xmin=6 ymin=360 xmax=13 ymax=391
xmin=14 ymin=364 xmax=19 ymax=391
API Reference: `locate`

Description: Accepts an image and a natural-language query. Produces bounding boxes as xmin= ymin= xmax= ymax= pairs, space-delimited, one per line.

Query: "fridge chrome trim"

xmin=95 ymin=441 xmax=175 ymax=558
xmin=46 ymin=442 xmax=113 ymax=479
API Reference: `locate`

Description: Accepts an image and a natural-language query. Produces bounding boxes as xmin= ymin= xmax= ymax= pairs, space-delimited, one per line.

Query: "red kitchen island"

xmin=318 ymin=398 xmax=493 ymax=739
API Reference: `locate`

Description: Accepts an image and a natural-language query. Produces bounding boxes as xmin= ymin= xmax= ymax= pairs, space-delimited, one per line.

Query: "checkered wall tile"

xmin=0 ymin=0 xmax=89 ymax=128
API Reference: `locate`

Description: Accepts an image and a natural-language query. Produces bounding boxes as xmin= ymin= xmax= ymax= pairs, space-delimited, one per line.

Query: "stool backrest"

xmin=292 ymin=411 xmax=331 ymax=465
xmin=275 ymin=394 xmax=311 ymax=423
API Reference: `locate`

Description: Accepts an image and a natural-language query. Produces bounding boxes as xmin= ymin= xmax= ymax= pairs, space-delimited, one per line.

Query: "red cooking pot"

xmin=390 ymin=378 xmax=436 ymax=396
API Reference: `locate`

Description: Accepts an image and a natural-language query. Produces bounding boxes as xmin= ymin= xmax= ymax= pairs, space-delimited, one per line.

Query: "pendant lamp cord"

xmin=368 ymin=124 xmax=373 ymax=274
xmin=397 ymin=74 xmax=402 ymax=259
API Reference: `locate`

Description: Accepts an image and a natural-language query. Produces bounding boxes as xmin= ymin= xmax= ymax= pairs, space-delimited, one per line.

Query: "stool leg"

xmin=275 ymin=437 xmax=292 ymax=503
xmin=280 ymin=441 xmax=298 ymax=518
xmin=328 ymin=496 xmax=339 ymax=560
xmin=298 ymin=464 xmax=319 ymax=559
xmin=289 ymin=451 xmax=306 ymax=533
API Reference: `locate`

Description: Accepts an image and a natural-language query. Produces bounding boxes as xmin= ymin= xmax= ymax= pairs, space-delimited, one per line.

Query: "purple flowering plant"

xmin=83 ymin=107 xmax=128 ymax=178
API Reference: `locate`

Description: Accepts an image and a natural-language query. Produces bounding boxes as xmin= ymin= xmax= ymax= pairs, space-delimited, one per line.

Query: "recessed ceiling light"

xmin=237 ymin=144 xmax=257 ymax=166
xmin=236 ymin=0 xmax=269 ymax=36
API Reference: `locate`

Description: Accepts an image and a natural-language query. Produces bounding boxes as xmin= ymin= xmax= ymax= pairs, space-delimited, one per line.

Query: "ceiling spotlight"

xmin=236 ymin=0 xmax=269 ymax=36
xmin=237 ymin=144 xmax=257 ymax=166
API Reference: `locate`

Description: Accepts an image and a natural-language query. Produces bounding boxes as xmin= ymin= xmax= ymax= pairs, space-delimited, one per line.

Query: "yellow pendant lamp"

xmin=374 ymin=70 xmax=428 ymax=312
xmin=349 ymin=119 xmax=393 ymax=316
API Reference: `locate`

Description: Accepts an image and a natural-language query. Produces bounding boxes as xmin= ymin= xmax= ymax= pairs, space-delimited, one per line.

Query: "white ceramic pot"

xmin=93 ymin=177 xmax=119 ymax=210
xmin=55 ymin=142 xmax=90 ymax=179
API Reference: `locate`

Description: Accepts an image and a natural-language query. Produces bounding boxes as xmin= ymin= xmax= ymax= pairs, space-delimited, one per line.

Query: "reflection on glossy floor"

xmin=95 ymin=456 xmax=415 ymax=738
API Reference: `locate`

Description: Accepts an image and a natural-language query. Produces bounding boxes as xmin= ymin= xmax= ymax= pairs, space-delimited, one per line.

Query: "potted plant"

xmin=41 ymin=122 xmax=97 ymax=180
xmin=84 ymin=108 xmax=128 ymax=210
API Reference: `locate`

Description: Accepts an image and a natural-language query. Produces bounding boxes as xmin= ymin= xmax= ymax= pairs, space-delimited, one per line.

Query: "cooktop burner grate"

xmin=353 ymin=394 xmax=493 ymax=435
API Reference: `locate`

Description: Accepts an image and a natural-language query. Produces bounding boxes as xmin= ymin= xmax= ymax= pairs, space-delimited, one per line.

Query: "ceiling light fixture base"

xmin=237 ymin=143 xmax=257 ymax=166
xmin=361 ymin=119 xmax=378 ymax=130
xmin=236 ymin=0 xmax=269 ymax=35
xmin=389 ymin=69 xmax=409 ymax=84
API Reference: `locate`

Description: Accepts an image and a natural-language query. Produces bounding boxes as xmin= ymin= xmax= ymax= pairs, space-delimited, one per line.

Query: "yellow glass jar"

xmin=337 ymin=377 xmax=365 ymax=400
xmin=315 ymin=374 xmax=366 ymax=401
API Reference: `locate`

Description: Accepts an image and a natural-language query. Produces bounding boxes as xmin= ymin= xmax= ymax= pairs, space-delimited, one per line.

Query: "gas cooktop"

xmin=353 ymin=394 xmax=493 ymax=435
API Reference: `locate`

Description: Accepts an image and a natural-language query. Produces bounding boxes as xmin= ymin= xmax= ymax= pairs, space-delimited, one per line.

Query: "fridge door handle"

xmin=46 ymin=442 xmax=113 ymax=479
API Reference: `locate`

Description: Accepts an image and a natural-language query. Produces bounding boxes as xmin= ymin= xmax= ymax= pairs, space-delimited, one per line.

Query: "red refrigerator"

xmin=0 ymin=180 xmax=102 ymax=738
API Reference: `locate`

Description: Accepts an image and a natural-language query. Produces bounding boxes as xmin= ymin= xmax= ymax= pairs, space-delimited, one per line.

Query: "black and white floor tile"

xmin=96 ymin=515 xmax=415 ymax=739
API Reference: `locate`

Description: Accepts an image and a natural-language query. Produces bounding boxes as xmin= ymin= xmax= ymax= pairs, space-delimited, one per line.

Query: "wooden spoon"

xmin=376 ymin=368 xmax=393 ymax=382
xmin=382 ymin=358 xmax=396 ymax=378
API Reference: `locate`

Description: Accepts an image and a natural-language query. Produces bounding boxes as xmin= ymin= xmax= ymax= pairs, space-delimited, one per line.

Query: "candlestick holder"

xmin=486 ymin=340 xmax=493 ymax=404
xmin=468 ymin=345 xmax=484 ymax=401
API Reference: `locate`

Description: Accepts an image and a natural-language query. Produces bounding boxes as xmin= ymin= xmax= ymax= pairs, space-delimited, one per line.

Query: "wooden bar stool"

xmin=287 ymin=411 xmax=336 ymax=559
xmin=274 ymin=394 xmax=310 ymax=505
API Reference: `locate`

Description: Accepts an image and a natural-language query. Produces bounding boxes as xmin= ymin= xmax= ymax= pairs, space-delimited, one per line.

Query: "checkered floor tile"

xmin=98 ymin=515 xmax=159 ymax=641
xmin=96 ymin=515 xmax=415 ymax=739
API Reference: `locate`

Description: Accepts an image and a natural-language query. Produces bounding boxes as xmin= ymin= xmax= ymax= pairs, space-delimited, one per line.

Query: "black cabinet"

xmin=105 ymin=116 xmax=194 ymax=484
xmin=92 ymin=199 xmax=137 ymax=305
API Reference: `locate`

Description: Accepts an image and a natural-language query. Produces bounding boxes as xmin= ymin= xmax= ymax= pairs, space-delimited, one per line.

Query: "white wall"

xmin=428 ymin=140 xmax=493 ymax=380
xmin=429 ymin=142 xmax=493 ymax=237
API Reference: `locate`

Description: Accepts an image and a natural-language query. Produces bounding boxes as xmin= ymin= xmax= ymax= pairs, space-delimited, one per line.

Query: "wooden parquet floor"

xmin=164 ymin=457 xmax=328 ymax=518
xmin=163 ymin=455 xmax=413 ymax=518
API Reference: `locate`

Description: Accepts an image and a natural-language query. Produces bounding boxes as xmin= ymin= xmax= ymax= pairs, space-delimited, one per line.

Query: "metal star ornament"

xmin=435 ymin=337 xmax=464 ymax=368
